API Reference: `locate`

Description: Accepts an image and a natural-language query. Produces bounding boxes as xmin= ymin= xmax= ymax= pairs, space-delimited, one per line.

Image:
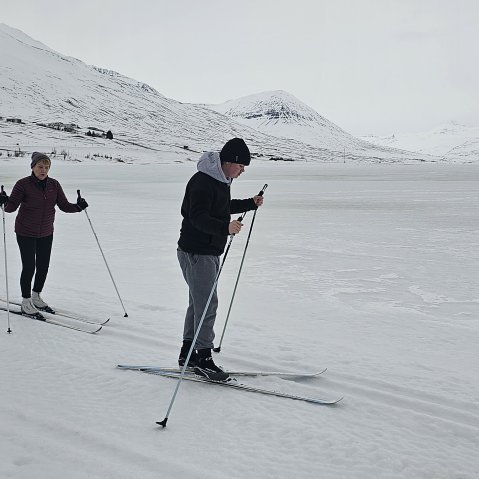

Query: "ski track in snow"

xmin=1 ymin=162 xmax=479 ymax=479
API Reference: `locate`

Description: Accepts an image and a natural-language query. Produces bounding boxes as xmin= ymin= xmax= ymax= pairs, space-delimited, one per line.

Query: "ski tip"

xmin=156 ymin=418 xmax=168 ymax=428
xmin=323 ymin=396 xmax=343 ymax=405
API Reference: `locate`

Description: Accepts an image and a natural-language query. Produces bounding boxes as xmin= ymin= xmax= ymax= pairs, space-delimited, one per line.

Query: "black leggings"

xmin=16 ymin=234 xmax=54 ymax=298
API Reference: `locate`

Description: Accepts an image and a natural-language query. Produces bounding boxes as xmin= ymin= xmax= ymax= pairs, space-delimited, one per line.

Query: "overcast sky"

xmin=2 ymin=0 xmax=478 ymax=135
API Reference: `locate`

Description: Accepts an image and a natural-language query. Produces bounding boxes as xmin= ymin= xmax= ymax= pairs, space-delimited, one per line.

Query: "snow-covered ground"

xmin=1 ymin=160 xmax=478 ymax=479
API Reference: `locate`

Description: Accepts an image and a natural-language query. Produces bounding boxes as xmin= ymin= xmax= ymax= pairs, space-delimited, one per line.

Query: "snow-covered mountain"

xmin=207 ymin=90 xmax=386 ymax=153
xmin=0 ymin=23 xmax=433 ymax=164
xmin=360 ymin=122 xmax=479 ymax=162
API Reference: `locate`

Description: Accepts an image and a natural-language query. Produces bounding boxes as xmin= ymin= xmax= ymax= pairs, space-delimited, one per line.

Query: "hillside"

xmin=0 ymin=23 xmax=432 ymax=164
xmin=360 ymin=122 xmax=479 ymax=162
xmin=207 ymin=90 xmax=402 ymax=156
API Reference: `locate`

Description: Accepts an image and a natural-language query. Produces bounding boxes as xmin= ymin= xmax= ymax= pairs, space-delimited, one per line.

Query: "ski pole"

xmin=78 ymin=190 xmax=128 ymax=317
xmin=1 ymin=186 xmax=12 ymax=333
xmin=157 ymin=215 xmax=243 ymax=429
xmin=213 ymin=184 xmax=267 ymax=353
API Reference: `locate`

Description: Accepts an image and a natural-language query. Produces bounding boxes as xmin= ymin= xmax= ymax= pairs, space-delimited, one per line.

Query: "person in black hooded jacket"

xmin=177 ymin=138 xmax=263 ymax=380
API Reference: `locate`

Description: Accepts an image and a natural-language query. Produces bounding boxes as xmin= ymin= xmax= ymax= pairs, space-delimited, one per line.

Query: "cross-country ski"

xmin=117 ymin=364 xmax=327 ymax=378
xmin=0 ymin=298 xmax=109 ymax=325
xmin=117 ymin=365 xmax=342 ymax=406
xmin=0 ymin=305 xmax=102 ymax=334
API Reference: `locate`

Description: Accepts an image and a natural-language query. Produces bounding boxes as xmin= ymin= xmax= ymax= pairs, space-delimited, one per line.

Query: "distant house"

xmin=63 ymin=123 xmax=79 ymax=133
xmin=47 ymin=122 xmax=64 ymax=130
xmin=6 ymin=118 xmax=22 ymax=123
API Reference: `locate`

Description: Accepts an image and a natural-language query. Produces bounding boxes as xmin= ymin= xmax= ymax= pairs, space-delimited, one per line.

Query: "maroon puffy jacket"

xmin=5 ymin=174 xmax=81 ymax=237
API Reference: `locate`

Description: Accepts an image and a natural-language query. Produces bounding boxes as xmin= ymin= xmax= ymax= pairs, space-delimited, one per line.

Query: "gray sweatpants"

xmin=177 ymin=249 xmax=220 ymax=350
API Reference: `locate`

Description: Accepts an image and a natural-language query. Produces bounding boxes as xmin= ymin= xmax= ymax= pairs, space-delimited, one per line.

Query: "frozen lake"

xmin=1 ymin=160 xmax=478 ymax=479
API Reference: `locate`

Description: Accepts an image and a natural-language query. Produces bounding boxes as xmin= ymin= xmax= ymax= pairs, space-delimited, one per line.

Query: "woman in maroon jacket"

xmin=0 ymin=152 xmax=88 ymax=315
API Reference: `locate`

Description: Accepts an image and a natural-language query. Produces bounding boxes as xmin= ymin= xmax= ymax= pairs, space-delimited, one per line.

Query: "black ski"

xmin=0 ymin=305 xmax=102 ymax=334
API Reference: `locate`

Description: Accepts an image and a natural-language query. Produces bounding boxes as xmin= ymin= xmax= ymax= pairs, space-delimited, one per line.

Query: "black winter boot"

xmin=194 ymin=348 xmax=229 ymax=381
xmin=178 ymin=340 xmax=197 ymax=368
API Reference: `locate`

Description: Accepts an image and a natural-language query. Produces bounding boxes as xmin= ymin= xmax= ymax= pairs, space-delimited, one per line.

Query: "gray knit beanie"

xmin=31 ymin=152 xmax=51 ymax=168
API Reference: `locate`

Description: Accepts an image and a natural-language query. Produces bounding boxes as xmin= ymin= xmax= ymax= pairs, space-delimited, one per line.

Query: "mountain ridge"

xmin=206 ymin=90 xmax=387 ymax=152
xmin=360 ymin=122 xmax=479 ymax=161
xmin=0 ymin=23 xmax=435 ymax=164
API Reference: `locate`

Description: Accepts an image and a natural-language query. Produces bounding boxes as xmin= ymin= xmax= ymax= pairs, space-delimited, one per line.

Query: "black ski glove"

xmin=77 ymin=197 xmax=88 ymax=210
xmin=0 ymin=191 xmax=8 ymax=206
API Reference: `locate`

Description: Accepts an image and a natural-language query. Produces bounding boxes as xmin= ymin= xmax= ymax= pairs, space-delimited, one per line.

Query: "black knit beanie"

xmin=220 ymin=138 xmax=251 ymax=166
xmin=31 ymin=152 xmax=50 ymax=168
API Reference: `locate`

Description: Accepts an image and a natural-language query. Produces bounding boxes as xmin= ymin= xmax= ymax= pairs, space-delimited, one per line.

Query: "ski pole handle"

xmin=0 ymin=186 xmax=6 ymax=210
xmin=230 ymin=215 xmax=244 ymax=235
xmin=232 ymin=184 xmax=267 ymax=234
xmin=251 ymin=184 xmax=267 ymax=210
